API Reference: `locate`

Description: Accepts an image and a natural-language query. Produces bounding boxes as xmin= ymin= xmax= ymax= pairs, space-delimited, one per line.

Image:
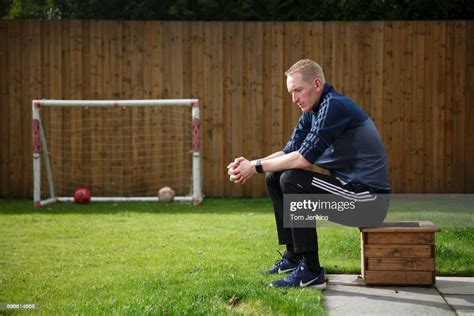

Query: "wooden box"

xmin=360 ymin=221 xmax=440 ymax=286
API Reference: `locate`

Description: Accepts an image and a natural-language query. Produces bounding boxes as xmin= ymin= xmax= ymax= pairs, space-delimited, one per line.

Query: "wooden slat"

xmin=89 ymin=21 xmax=104 ymax=195
xmin=361 ymin=232 xmax=367 ymax=279
xmin=130 ymin=22 xmax=145 ymax=195
xmin=332 ymin=22 xmax=344 ymax=91
xmin=402 ymin=22 xmax=415 ymax=193
xmin=465 ymin=21 xmax=474 ymax=192
xmin=151 ymin=22 xmax=165 ymax=194
xmin=271 ymin=22 xmax=284 ymax=153
xmin=370 ymin=21 xmax=384 ymax=142
xmin=212 ymin=22 xmax=224 ymax=197
xmin=382 ymin=22 xmax=395 ymax=192
xmin=364 ymin=245 xmax=432 ymax=258
xmin=8 ymin=21 xmax=22 ymax=197
xmin=100 ymin=21 xmax=118 ymax=196
xmin=40 ymin=21 xmax=51 ymax=149
xmin=261 ymin=22 xmax=273 ymax=189
xmin=250 ymin=22 xmax=264 ymax=196
xmin=229 ymin=22 xmax=244 ymax=197
xmin=0 ymin=21 xmax=8 ymax=196
xmin=241 ymin=22 xmax=252 ymax=197
xmin=148 ymin=21 xmax=163 ymax=99
xmin=321 ymin=22 xmax=333 ymax=82
xmin=452 ymin=21 xmax=467 ymax=193
xmin=341 ymin=21 xmax=351 ymax=96
xmin=364 ymin=271 xmax=434 ymax=285
xmin=143 ymin=21 xmax=155 ymax=195
xmin=164 ymin=21 xmax=184 ymax=196
xmin=61 ymin=21 xmax=82 ymax=196
xmin=119 ymin=21 xmax=131 ymax=196
xmin=412 ymin=22 xmax=426 ymax=192
xmin=362 ymin=21 xmax=371 ymax=113
xmin=59 ymin=21 xmax=71 ymax=196
xmin=22 ymin=21 xmax=40 ymax=196
xmin=432 ymin=21 xmax=447 ymax=193
xmin=392 ymin=22 xmax=403 ymax=192
xmin=80 ymin=21 xmax=92 ymax=192
xmin=189 ymin=21 xmax=206 ymax=195
xmin=206 ymin=22 xmax=224 ymax=196
xmin=444 ymin=22 xmax=455 ymax=193
xmin=367 ymin=258 xmax=435 ymax=271
xmin=200 ymin=22 xmax=212 ymax=195
xmin=303 ymin=22 xmax=324 ymax=70
xmin=222 ymin=22 xmax=231 ymax=196
xmin=366 ymin=232 xmax=435 ymax=245
xmin=47 ymin=21 xmax=63 ymax=195
xmin=361 ymin=22 xmax=372 ymax=118
xmin=181 ymin=22 xmax=193 ymax=196
xmin=19 ymin=22 xmax=29 ymax=197
xmin=28 ymin=21 xmax=42 ymax=197
xmin=287 ymin=22 xmax=305 ymax=130
xmin=423 ymin=21 xmax=434 ymax=193
xmin=348 ymin=22 xmax=365 ymax=109
xmin=360 ymin=221 xmax=440 ymax=233
xmin=128 ymin=21 xmax=141 ymax=195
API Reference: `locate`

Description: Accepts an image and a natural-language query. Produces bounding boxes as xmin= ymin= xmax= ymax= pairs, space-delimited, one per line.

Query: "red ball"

xmin=73 ymin=188 xmax=91 ymax=204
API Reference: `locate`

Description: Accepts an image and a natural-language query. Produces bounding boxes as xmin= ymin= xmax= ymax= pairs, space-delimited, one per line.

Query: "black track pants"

xmin=265 ymin=169 xmax=389 ymax=253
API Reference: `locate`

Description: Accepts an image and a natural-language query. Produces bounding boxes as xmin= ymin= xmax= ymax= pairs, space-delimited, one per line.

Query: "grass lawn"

xmin=0 ymin=197 xmax=473 ymax=314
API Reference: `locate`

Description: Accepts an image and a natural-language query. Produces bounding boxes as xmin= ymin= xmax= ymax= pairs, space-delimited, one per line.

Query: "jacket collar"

xmin=311 ymin=83 xmax=333 ymax=112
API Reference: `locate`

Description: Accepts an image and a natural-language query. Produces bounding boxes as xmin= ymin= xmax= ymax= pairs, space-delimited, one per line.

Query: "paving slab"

xmin=442 ymin=295 xmax=474 ymax=316
xmin=325 ymin=274 xmax=454 ymax=316
xmin=436 ymin=277 xmax=474 ymax=295
xmin=435 ymin=276 xmax=474 ymax=315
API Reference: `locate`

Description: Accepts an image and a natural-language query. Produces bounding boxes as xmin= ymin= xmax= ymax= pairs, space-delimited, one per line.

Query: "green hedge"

xmin=3 ymin=0 xmax=473 ymax=20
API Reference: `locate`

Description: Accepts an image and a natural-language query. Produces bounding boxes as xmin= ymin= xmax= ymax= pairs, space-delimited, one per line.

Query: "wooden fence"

xmin=0 ymin=20 xmax=473 ymax=197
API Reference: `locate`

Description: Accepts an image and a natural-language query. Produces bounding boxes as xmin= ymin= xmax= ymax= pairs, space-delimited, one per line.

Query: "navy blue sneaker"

xmin=270 ymin=262 xmax=327 ymax=289
xmin=264 ymin=251 xmax=300 ymax=275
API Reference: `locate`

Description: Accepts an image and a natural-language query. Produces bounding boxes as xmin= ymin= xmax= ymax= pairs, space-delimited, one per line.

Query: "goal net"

xmin=32 ymin=99 xmax=202 ymax=207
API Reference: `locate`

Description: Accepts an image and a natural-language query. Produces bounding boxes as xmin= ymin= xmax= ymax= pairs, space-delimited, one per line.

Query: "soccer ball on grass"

xmin=158 ymin=187 xmax=175 ymax=203
xmin=73 ymin=188 xmax=91 ymax=204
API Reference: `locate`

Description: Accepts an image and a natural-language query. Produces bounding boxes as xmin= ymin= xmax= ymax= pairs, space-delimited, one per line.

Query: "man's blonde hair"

xmin=285 ymin=59 xmax=325 ymax=83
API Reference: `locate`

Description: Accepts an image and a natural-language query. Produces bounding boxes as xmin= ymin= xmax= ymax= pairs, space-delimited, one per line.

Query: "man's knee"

xmin=279 ymin=169 xmax=304 ymax=193
xmin=265 ymin=171 xmax=279 ymax=189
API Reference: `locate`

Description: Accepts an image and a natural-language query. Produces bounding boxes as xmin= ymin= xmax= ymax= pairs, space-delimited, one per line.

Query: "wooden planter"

xmin=360 ymin=221 xmax=440 ymax=286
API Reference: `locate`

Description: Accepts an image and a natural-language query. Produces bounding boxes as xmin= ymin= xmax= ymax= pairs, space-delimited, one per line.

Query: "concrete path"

xmin=324 ymin=275 xmax=474 ymax=316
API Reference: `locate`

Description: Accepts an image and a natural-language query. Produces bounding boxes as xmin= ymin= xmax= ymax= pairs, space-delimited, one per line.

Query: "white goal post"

xmin=32 ymin=99 xmax=202 ymax=207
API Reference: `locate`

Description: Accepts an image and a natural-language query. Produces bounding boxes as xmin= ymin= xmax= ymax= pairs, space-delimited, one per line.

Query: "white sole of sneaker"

xmin=268 ymin=282 xmax=327 ymax=289
xmin=308 ymin=282 xmax=327 ymax=290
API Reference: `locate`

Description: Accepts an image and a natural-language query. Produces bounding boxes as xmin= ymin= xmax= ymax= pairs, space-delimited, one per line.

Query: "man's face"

xmin=286 ymin=72 xmax=323 ymax=112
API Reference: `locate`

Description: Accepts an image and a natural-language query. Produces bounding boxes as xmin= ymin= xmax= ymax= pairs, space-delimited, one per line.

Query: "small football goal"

xmin=32 ymin=99 xmax=202 ymax=207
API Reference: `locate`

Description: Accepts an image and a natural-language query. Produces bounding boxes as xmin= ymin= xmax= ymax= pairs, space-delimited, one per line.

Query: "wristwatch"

xmin=255 ymin=160 xmax=264 ymax=173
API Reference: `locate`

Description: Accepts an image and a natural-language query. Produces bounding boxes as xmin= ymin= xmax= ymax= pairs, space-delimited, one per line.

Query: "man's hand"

xmin=233 ymin=158 xmax=255 ymax=183
xmin=227 ymin=157 xmax=244 ymax=183
xmin=227 ymin=157 xmax=255 ymax=184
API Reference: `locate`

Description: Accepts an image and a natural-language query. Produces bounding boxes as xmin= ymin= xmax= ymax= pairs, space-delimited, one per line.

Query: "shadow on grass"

xmin=0 ymin=197 xmax=273 ymax=215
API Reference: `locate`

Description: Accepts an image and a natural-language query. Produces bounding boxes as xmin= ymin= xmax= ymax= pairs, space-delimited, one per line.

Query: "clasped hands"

xmin=227 ymin=157 xmax=255 ymax=184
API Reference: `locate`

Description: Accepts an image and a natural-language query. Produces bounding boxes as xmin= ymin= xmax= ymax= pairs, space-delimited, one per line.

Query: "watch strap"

xmin=255 ymin=160 xmax=264 ymax=173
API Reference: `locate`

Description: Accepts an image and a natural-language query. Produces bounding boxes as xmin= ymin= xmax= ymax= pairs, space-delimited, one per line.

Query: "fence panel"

xmin=0 ymin=21 xmax=472 ymax=197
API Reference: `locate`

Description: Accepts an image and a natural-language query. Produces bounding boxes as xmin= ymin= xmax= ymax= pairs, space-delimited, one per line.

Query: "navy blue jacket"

xmin=283 ymin=83 xmax=390 ymax=193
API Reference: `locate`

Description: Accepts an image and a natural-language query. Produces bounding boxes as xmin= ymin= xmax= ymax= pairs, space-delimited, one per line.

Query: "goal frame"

xmin=32 ymin=99 xmax=202 ymax=207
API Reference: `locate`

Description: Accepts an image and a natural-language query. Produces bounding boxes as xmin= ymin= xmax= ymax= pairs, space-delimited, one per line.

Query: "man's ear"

xmin=313 ymin=77 xmax=323 ymax=90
